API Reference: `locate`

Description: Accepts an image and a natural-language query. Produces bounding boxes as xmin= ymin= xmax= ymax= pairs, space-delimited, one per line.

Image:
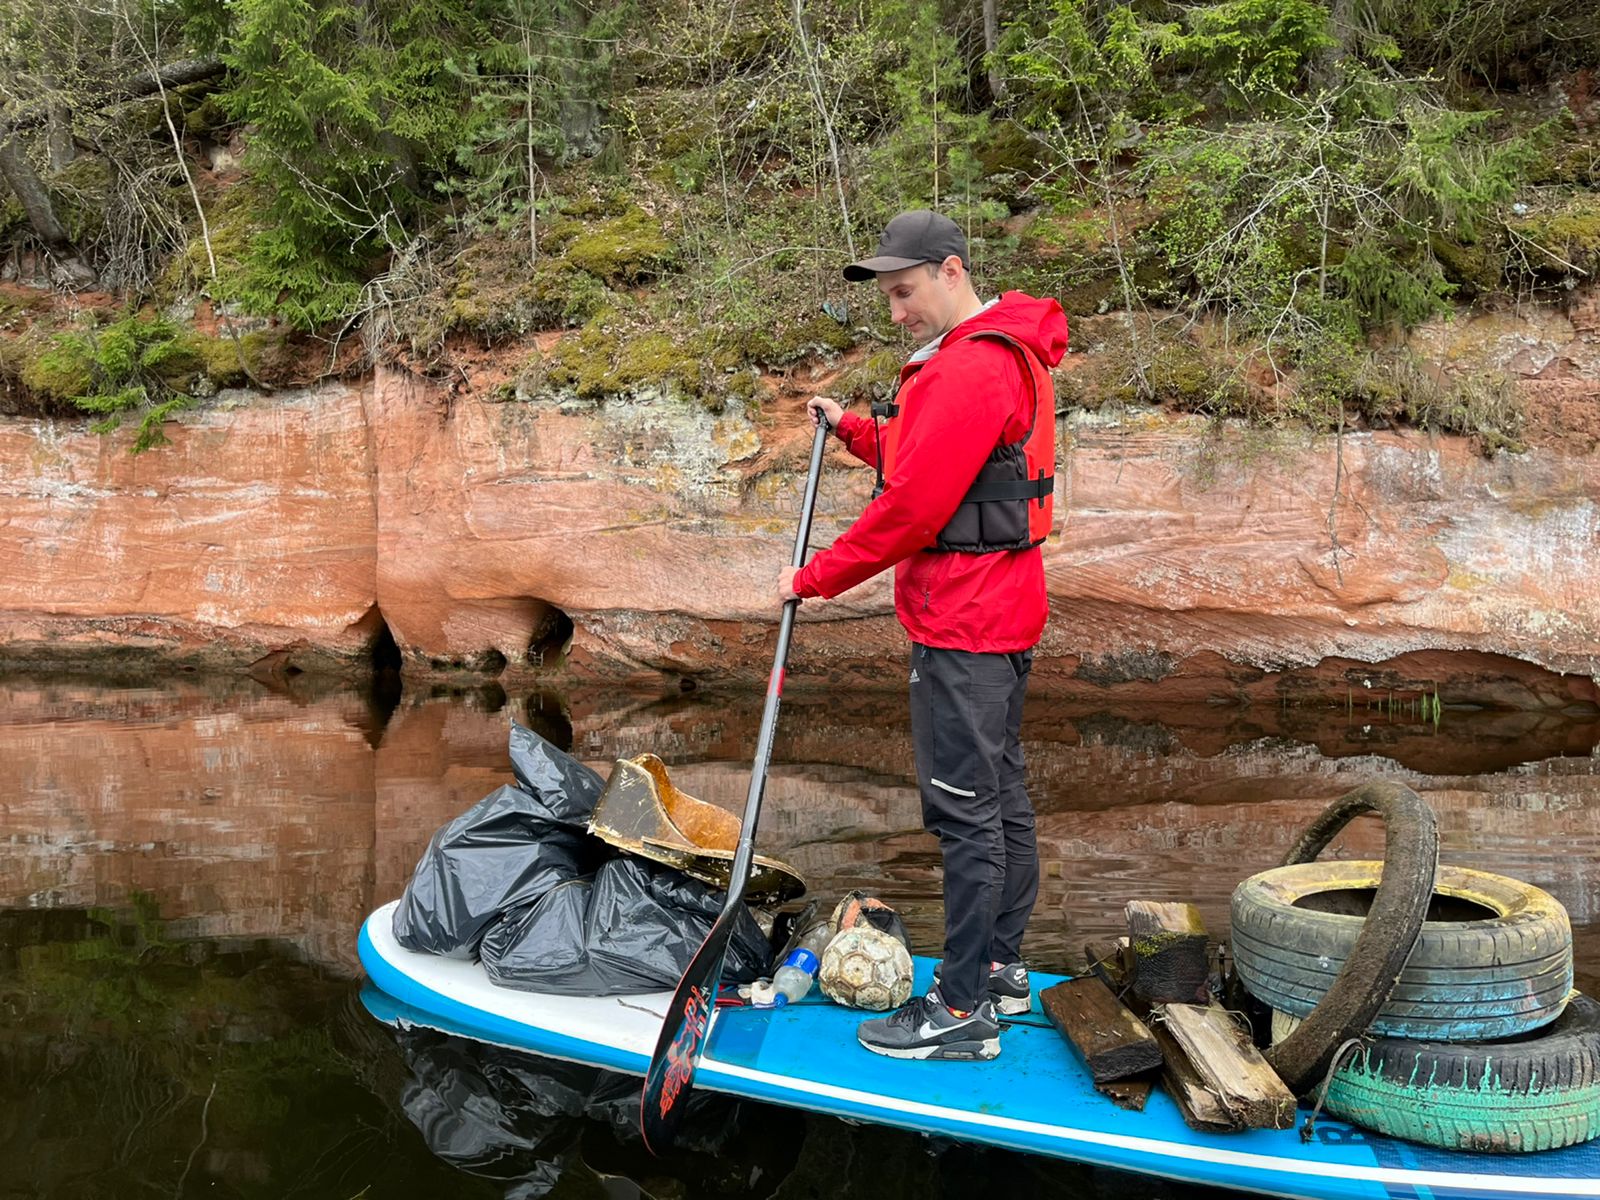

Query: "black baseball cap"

xmin=843 ymin=210 xmax=969 ymax=281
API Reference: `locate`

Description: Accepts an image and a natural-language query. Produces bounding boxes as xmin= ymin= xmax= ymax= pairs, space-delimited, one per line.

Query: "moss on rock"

xmin=713 ymin=312 xmax=855 ymax=371
xmin=195 ymin=329 xmax=288 ymax=387
xmin=1512 ymin=197 xmax=1600 ymax=273
xmin=1429 ymin=234 xmax=1505 ymax=296
xmin=613 ymin=331 xmax=704 ymax=393
xmin=542 ymin=315 xmax=625 ymax=398
xmin=1147 ymin=339 xmax=1248 ymax=414
xmin=564 ymin=208 xmax=675 ymax=283
xmin=21 ymin=333 xmax=95 ymax=402
xmin=426 ymin=236 xmax=615 ymax=344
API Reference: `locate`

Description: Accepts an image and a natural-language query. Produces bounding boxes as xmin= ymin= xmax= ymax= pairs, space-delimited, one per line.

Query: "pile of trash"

xmin=393 ymin=724 xmax=772 ymax=994
xmin=392 ymin=723 xmax=915 ymax=1007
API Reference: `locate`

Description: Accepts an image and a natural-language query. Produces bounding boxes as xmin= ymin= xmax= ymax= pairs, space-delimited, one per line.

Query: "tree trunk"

xmin=1314 ymin=0 xmax=1359 ymax=90
xmin=0 ymin=137 xmax=70 ymax=246
xmin=45 ymin=99 xmax=76 ymax=171
xmin=983 ymin=0 xmax=1007 ymax=102
xmin=0 ymin=135 xmax=96 ymax=286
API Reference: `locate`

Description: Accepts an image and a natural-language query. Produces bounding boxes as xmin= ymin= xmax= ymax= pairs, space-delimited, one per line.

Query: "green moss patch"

xmin=19 ymin=333 xmax=95 ymax=402
xmin=3 ymin=313 xmax=285 ymax=450
xmin=1429 ymin=235 xmax=1505 ymax=297
xmin=564 ymin=208 xmax=675 ymax=283
xmin=1510 ymin=195 xmax=1600 ymax=275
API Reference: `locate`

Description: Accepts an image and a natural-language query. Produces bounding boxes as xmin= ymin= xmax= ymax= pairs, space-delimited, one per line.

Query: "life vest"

xmin=873 ymin=330 xmax=1056 ymax=554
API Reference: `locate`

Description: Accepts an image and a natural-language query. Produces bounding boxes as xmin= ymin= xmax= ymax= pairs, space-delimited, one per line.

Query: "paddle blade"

xmin=640 ymin=916 xmax=732 ymax=1153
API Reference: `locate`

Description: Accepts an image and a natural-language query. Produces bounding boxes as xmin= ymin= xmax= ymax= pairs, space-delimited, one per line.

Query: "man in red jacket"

xmin=778 ymin=211 xmax=1068 ymax=1060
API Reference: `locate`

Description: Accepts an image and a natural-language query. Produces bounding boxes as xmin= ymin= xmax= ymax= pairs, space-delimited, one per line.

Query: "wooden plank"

xmin=1126 ymin=900 xmax=1211 ymax=1006
xmin=1083 ymin=937 xmax=1132 ymax=993
xmin=1040 ymin=977 xmax=1163 ymax=1083
xmin=1150 ymin=1021 xmax=1234 ymax=1133
xmin=1095 ymin=1079 xmax=1153 ymax=1111
xmin=1155 ymin=1003 xmax=1297 ymax=1131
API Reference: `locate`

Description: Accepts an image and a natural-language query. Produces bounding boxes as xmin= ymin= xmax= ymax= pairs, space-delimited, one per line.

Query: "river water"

xmin=3 ymin=672 xmax=1597 ymax=1199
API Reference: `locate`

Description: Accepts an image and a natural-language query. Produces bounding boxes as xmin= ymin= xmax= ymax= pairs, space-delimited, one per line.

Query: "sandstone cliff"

xmin=2 ymin=293 xmax=1597 ymax=709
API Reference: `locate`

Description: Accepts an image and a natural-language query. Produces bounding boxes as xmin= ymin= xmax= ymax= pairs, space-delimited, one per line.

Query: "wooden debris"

xmin=1095 ymin=1079 xmax=1153 ymax=1111
xmin=1127 ymin=901 xmax=1211 ymax=1006
xmin=1150 ymin=1021 xmax=1234 ymax=1132
xmin=1083 ymin=937 xmax=1132 ymax=993
xmin=1040 ymin=977 xmax=1163 ymax=1083
xmin=1154 ymin=1003 xmax=1297 ymax=1131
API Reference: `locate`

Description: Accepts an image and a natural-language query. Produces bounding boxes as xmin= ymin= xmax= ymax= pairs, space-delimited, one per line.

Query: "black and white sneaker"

xmin=932 ymin=960 xmax=1033 ymax=1016
xmin=856 ymin=986 xmax=1001 ymax=1061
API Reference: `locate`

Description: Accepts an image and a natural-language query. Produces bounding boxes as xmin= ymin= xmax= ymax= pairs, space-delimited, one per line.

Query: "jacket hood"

xmin=947 ymin=291 xmax=1068 ymax=367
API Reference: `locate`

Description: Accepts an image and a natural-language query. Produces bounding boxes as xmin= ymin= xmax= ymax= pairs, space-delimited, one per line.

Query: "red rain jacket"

xmin=794 ymin=291 xmax=1068 ymax=653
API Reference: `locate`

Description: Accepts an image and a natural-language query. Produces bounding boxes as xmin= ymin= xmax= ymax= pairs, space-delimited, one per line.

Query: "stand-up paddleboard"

xmin=359 ymin=901 xmax=1600 ymax=1200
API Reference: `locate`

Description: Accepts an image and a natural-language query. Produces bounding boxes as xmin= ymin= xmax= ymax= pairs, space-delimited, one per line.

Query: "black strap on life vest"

xmin=961 ymin=473 xmax=1053 ymax=503
xmin=871 ymin=388 xmax=901 ymax=499
xmin=958 ymin=332 xmax=1051 ymax=509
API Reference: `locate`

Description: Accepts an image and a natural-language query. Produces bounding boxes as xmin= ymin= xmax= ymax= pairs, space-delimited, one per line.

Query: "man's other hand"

xmin=778 ymin=566 xmax=800 ymax=604
xmin=807 ymin=396 xmax=843 ymax=431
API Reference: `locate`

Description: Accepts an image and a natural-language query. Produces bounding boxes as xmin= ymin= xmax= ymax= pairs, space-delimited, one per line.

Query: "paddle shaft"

xmin=722 ymin=422 xmax=829 ymax=906
xmin=641 ymin=418 xmax=831 ymax=1152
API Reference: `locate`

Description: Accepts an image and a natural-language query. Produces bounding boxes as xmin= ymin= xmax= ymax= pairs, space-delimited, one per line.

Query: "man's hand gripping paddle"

xmin=640 ymin=417 xmax=831 ymax=1153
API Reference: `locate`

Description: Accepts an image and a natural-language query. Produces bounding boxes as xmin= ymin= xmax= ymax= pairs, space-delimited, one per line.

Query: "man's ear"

xmin=939 ymin=255 xmax=964 ymax=287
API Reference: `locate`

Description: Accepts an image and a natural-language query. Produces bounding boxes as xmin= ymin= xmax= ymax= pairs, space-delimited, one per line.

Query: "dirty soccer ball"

xmin=818 ymin=926 xmax=914 ymax=1011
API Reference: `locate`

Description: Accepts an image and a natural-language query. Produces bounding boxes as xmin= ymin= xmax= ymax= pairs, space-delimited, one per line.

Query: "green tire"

xmin=1321 ymin=993 xmax=1600 ymax=1153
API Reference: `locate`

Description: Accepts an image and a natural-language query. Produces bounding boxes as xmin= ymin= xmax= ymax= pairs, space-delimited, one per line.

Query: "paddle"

xmin=640 ymin=416 xmax=831 ymax=1154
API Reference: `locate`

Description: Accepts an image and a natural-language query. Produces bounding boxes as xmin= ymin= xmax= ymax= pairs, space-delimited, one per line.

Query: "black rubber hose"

xmin=1262 ymin=780 xmax=1439 ymax=1095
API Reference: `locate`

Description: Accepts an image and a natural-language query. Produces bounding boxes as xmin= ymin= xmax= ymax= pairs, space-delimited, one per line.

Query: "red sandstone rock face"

xmin=0 ymin=303 xmax=1597 ymax=702
xmin=0 ymin=386 xmax=378 ymax=669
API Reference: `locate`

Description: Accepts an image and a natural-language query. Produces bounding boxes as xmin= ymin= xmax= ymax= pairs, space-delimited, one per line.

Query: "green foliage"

xmin=1007 ymin=1 xmax=1161 ymax=128
xmin=214 ymin=0 xmax=629 ymax=326
xmin=1155 ymin=0 xmax=1333 ymax=106
xmin=4 ymin=0 xmax=1589 ymax=451
xmin=217 ymin=0 xmax=409 ymax=325
xmin=1358 ymin=0 xmax=1600 ymax=82
xmin=1389 ymin=105 xmax=1539 ymax=240
xmin=870 ymin=0 xmax=991 ymax=211
xmin=444 ymin=0 xmax=626 ymax=237
xmin=1336 ymin=239 xmax=1453 ymax=328
xmin=22 ymin=314 xmax=245 ymax=452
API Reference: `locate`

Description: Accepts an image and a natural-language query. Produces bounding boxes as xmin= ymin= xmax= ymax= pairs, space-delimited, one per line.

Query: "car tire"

xmin=1234 ymin=860 xmax=1573 ymax=1041
xmin=1318 ymin=992 xmax=1600 ymax=1152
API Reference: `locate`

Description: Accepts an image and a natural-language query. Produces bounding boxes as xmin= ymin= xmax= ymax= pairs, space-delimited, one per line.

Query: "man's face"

xmin=877 ymin=259 xmax=960 ymax=342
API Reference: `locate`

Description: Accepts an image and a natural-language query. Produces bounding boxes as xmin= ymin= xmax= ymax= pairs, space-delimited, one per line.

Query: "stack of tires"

xmin=1230 ymin=782 xmax=1600 ymax=1154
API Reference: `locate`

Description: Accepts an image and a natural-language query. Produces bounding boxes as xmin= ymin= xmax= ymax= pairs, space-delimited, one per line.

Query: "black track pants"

xmin=908 ymin=641 xmax=1038 ymax=1012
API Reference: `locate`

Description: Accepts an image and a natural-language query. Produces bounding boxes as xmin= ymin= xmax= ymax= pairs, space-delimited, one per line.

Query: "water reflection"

xmin=383 ymin=1000 xmax=769 ymax=1196
xmin=1 ymin=671 xmax=1598 ymax=1198
xmin=0 ymin=905 xmax=496 ymax=1198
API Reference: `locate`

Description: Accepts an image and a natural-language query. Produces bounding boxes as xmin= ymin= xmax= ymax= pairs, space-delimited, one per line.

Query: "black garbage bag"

xmin=508 ymin=723 xmax=604 ymax=830
xmin=478 ymin=856 xmax=771 ymax=995
xmin=392 ymin=725 xmax=609 ymax=958
xmin=393 ymin=784 xmax=602 ymax=958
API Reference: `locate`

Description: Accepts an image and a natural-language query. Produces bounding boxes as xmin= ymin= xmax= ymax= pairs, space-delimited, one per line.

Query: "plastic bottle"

xmin=760 ymin=915 xmax=834 ymax=1007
